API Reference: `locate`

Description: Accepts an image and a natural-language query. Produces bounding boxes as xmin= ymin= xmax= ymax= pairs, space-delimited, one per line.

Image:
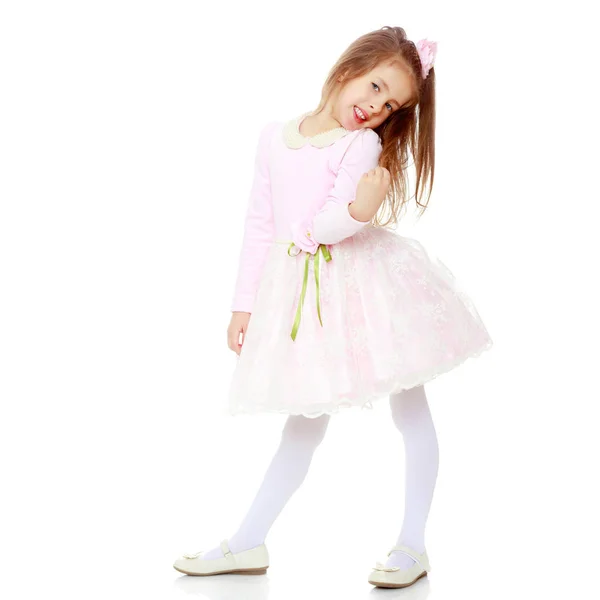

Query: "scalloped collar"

xmin=282 ymin=111 xmax=352 ymax=149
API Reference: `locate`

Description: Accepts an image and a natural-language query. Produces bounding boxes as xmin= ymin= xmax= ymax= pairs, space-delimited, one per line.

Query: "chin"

xmin=345 ymin=117 xmax=361 ymax=131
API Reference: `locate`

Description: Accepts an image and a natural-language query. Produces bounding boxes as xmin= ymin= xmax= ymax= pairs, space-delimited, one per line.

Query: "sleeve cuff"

xmin=341 ymin=201 xmax=370 ymax=234
xmin=310 ymin=202 xmax=369 ymax=245
xmin=290 ymin=202 xmax=369 ymax=251
xmin=231 ymin=294 xmax=255 ymax=313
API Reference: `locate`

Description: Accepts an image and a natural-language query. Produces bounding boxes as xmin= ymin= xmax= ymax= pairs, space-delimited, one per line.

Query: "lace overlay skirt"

xmin=227 ymin=224 xmax=493 ymax=418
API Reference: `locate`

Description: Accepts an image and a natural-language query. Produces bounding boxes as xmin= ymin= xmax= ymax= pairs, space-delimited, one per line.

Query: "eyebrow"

xmin=379 ymin=78 xmax=400 ymax=108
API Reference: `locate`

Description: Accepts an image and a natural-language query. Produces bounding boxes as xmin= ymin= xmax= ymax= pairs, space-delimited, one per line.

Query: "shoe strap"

xmin=220 ymin=539 xmax=233 ymax=557
xmin=387 ymin=545 xmax=429 ymax=571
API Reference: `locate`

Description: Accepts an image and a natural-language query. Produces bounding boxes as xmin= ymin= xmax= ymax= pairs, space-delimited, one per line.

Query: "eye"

xmin=371 ymin=82 xmax=394 ymax=112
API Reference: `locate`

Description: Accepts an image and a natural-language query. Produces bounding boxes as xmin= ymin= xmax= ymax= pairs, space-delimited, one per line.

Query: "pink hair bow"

xmin=415 ymin=38 xmax=438 ymax=79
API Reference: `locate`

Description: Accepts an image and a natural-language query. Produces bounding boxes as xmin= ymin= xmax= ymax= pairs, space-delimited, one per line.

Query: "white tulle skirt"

xmin=227 ymin=224 xmax=493 ymax=418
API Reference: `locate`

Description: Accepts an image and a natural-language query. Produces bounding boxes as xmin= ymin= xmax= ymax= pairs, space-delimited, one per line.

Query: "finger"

xmin=375 ymin=168 xmax=389 ymax=184
xmin=228 ymin=329 xmax=240 ymax=353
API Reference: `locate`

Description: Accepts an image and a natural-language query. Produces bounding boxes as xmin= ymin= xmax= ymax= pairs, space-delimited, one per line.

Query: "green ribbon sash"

xmin=287 ymin=242 xmax=332 ymax=341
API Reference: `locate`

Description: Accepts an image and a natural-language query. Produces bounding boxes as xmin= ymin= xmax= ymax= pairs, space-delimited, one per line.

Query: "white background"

xmin=1 ymin=1 xmax=599 ymax=599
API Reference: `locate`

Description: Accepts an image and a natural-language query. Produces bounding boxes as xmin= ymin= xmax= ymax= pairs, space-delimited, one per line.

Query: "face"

xmin=332 ymin=60 xmax=416 ymax=131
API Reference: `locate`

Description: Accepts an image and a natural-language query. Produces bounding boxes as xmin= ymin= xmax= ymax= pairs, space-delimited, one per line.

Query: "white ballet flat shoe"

xmin=368 ymin=544 xmax=431 ymax=588
xmin=173 ymin=539 xmax=269 ymax=576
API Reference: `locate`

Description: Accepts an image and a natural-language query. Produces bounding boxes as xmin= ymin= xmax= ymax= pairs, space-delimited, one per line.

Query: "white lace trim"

xmin=282 ymin=111 xmax=352 ymax=149
xmin=227 ymin=340 xmax=493 ymax=419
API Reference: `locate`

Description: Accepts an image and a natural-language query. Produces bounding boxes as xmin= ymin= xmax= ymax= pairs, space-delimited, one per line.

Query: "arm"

xmin=230 ymin=121 xmax=277 ymax=313
xmin=290 ymin=128 xmax=382 ymax=253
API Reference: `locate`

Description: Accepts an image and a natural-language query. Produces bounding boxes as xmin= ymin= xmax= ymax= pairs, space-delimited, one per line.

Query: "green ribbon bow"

xmin=287 ymin=242 xmax=332 ymax=341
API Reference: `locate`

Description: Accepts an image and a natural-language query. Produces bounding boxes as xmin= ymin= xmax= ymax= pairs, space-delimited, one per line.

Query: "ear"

xmin=337 ymin=69 xmax=349 ymax=83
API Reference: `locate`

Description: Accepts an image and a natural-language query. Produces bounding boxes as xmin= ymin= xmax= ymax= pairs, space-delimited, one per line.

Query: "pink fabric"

xmin=228 ymin=226 xmax=494 ymax=417
xmin=231 ymin=121 xmax=382 ymax=313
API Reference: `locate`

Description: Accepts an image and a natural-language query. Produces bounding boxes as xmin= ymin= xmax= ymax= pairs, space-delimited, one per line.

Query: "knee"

xmin=281 ymin=414 xmax=330 ymax=449
xmin=390 ymin=385 xmax=429 ymax=433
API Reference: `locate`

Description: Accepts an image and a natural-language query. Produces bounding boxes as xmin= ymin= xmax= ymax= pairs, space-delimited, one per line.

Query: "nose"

xmin=369 ymin=102 xmax=384 ymax=116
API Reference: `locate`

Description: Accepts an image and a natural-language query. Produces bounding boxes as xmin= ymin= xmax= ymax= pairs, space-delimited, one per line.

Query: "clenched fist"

xmin=349 ymin=166 xmax=391 ymax=222
xmin=227 ymin=311 xmax=250 ymax=355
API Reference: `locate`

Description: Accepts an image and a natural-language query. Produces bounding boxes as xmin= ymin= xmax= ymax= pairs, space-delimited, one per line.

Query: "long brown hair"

xmin=312 ymin=26 xmax=435 ymax=228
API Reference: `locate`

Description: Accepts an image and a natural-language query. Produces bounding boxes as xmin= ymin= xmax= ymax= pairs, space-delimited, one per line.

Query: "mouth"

xmin=353 ymin=105 xmax=368 ymax=123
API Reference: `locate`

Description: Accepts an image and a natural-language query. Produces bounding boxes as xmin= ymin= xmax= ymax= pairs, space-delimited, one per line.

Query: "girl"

xmin=173 ymin=26 xmax=493 ymax=589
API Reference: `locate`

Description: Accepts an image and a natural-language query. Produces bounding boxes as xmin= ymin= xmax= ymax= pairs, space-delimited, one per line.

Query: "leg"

xmin=386 ymin=384 xmax=439 ymax=569
xmin=201 ymin=413 xmax=331 ymax=559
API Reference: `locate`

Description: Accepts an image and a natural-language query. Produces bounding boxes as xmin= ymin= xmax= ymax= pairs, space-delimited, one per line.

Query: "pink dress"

xmin=227 ymin=111 xmax=493 ymax=418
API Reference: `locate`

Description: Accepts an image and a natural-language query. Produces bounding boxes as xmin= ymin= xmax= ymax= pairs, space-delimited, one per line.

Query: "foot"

xmin=198 ymin=536 xmax=262 ymax=560
xmin=385 ymin=544 xmax=424 ymax=570
xmin=200 ymin=546 xmax=224 ymax=560
xmin=173 ymin=538 xmax=269 ymax=576
xmin=368 ymin=544 xmax=430 ymax=589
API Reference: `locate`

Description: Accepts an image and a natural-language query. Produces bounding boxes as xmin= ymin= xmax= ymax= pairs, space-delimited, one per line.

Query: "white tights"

xmin=201 ymin=384 xmax=439 ymax=570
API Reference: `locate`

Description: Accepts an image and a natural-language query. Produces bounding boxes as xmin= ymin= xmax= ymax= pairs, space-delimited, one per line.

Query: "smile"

xmin=354 ymin=106 xmax=367 ymax=121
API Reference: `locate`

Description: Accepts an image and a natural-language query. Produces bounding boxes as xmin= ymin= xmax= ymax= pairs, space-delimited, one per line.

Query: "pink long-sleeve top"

xmin=231 ymin=113 xmax=383 ymax=313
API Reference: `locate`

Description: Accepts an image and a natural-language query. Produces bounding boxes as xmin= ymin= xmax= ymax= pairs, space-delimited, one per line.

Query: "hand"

xmin=350 ymin=166 xmax=391 ymax=222
xmin=227 ymin=311 xmax=251 ymax=355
